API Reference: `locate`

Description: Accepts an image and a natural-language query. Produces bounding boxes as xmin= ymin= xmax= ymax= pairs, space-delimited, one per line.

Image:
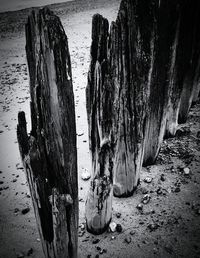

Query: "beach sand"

xmin=0 ymin=0 xmax=200 ymax=257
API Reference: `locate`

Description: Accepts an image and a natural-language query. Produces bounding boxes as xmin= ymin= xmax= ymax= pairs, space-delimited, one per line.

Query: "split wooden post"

xmin=85 ymin=14 xmax=114 ymax=234
xmin=17 ymin=8 xmax=78 ymax=258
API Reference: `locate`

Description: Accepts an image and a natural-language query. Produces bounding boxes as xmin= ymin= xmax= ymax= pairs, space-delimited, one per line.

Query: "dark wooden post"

xmin=85 ymin=14 xmax=114 ymax=234
xmin=110 ymin=0 xmax=155 ymax=196
xmin=17 ymin=8 xmax=78 ymax=258
xmin=178 ymin=2 xmax=200 ymax=123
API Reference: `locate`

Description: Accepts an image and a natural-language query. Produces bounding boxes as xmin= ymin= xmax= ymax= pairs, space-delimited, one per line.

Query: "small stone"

xmin=21 ymin=207 xmax=30 ymax=215
xmin=116 ymin=224 xmax=122 ymax=233
xmin=17 ymin=253 xmax=24 ymax=258
xmin=136 ymin=203 xmax=143 ymax=211
xmin=144 ymin=177 xmax=152 ymax=183
xmin=80 ymin=223 xmax=85 ymax=230
xmin=116 ymin=212 xmax=121 ymax=218
xmin=12 ymin=179 xmax=17 ymax=183
xmin=109 ymin=221 xmax=117 ymax=232
xmin=81 ymin=169 xmax=91 ymax=181
xmin=14 ymin=208 xmax=19 ymax=213
xmin=111 ymin=236 xmax=116 ymax=240
xmin=147 ymin=223 xmax=159 ymax=231
xmin=0 ymin=181 xmax=4 ymax=185
xmin=142 ymin=194 xmax=150 ymax=204
xmin=96 ymin=246 xmax=101 ymax=251
xmin=160 ymin=174 xmax=166 ymax=181
xmin=92 ymin=239 xmax=100 ymax=244
xmin=183 ymin=167 xmax=190 ymax=175
xmin=125 ymin=236 xmax=132 ymax=244
xmin=156 ymin=187 xmax=162 ymax=195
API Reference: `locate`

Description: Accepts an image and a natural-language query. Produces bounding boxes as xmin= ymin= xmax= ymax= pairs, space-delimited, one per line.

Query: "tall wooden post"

xmin=85 ymin=14 xmax=114 ymax=234
xmin=17 ymin=8 xmax=78 ymax=258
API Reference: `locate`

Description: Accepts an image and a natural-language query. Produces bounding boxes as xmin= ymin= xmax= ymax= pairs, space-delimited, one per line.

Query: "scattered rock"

xmin=144 ymin=177 xmax=152 ymax=183
xmin=183 ymin=167 xmax=190 ymax=176
xmin=147 ymin=223 xmax=159 ymax=231
xmin=116 ymin=224 xmax=122 ymax=233
xmin=125 ymin=236 xmax=132 ymax=244
xmin=156 ymin=187 xmax=162 ymax=195
xmin=17 ymin=253 xmax=24 ymax=258
xmin=109 ymin=221 xmax=117 ymax=232
xmin=136 ymin=203 xmax=143 ymax=211
xmin=160 ymin=174 xmax=166 ymax=181
xmin=92 ymin=238 xmax=100 ymax=244
xmin=116 ymin=212 xmax=121 ymax=218
xmin=21 ymin=207 xmax=30 ymax=215
xmin=81 ymin=169 xmax=91 ymax=181
xmin=111 ymin=236 xmax=116 ymax=240
xmin=142 ymin=194 xmax=151 ymax=204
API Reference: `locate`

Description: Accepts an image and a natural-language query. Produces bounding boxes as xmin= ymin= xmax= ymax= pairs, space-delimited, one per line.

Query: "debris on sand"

xmin=125 ymin=236 xmax=132 ymax=244
xmin=81 ymin=169 xmax=91 ymax=181
xmin=144 ymin=177 xmax=152 ymax=183
xmin=142 ymin=194 xmax=151 ymax=204
xmin=109 ymin=221 xmax=117 ymax=232
xmin=21 ymin=207 xmax=30 ymax=215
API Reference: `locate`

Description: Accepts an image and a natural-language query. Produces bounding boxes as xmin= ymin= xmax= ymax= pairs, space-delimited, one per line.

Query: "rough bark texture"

xmin=86 ymin=0 xmax=200 ymax=212
xmin=17 ymin=8 xmax=78 ymax=258
xmin=85 ymin=14 xmax=114 ymax=235
xmin=178 ymin=2 xmax=200 ymax=123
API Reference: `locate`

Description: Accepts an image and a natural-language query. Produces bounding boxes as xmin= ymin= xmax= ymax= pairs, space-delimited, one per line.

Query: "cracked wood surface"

xmin=17 ymin=8 xmax=78 ymax=258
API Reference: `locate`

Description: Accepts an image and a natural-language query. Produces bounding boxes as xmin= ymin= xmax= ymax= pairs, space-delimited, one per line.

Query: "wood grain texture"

xmin=17 ymin=8 xmax=78 ymax=258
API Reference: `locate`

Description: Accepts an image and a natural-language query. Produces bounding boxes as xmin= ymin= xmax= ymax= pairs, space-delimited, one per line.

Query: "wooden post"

xmin=85 ymin=14 xmax=113 ymax=235
xmin=110 ymin=0 xmax=155 ymax=196
xmin=17 ymin=8 xmax=78 ymax=258
xmin=178 ymin=2 xmax=200 ymax=123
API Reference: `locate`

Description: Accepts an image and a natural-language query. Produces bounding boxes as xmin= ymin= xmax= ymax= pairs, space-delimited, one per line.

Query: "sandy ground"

xmin=0 ymin=0 xmax=200 ymax=257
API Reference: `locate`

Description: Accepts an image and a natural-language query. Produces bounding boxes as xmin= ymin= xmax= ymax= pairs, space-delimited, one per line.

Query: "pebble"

xmin=144 ymin=177 xmax=152 ymax=183
xmin=109 ymin=221 xmax=117 ymax=232
xmin=92 ymin=238 xmax=100 ymax=244
xmin=160 ymin=174 xmax=166 ymax=181
xmin=81 ymin=169 xmax=91 ymax=181
xmin=116 ymin=212 xmax=121 ymax=218
xmin=116 ymin=224 xmax=122 ymax=233
xmin=156 ymin=187 xmax=162 ymax=195
xmin=183 ymin=167 xmax=190 ymax=175
xmin=142 ymin=194 xmax=151 ymax=204
xmin=21 ymin=207 xmax=30 ymax=215
xmin=136 ymin=203 xmax=143 ymax=211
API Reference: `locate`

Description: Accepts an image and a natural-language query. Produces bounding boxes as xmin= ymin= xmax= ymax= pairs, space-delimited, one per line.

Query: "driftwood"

xmin=85 ymin=14 xmax=113 ymax=234
xmin=17 ymin=8 xmax=78 ymax=258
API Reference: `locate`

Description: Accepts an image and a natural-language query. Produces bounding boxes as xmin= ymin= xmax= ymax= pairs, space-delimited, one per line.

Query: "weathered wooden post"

xmin=178 ymin=2 xmax=200 ymax=123
xmin=85 ymin=14 xmax=114 ymax=234
xmin=110 ymin=0 xmax=155 ymax=196
xmin=17 ymin=8 xmax=78 ymax=258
